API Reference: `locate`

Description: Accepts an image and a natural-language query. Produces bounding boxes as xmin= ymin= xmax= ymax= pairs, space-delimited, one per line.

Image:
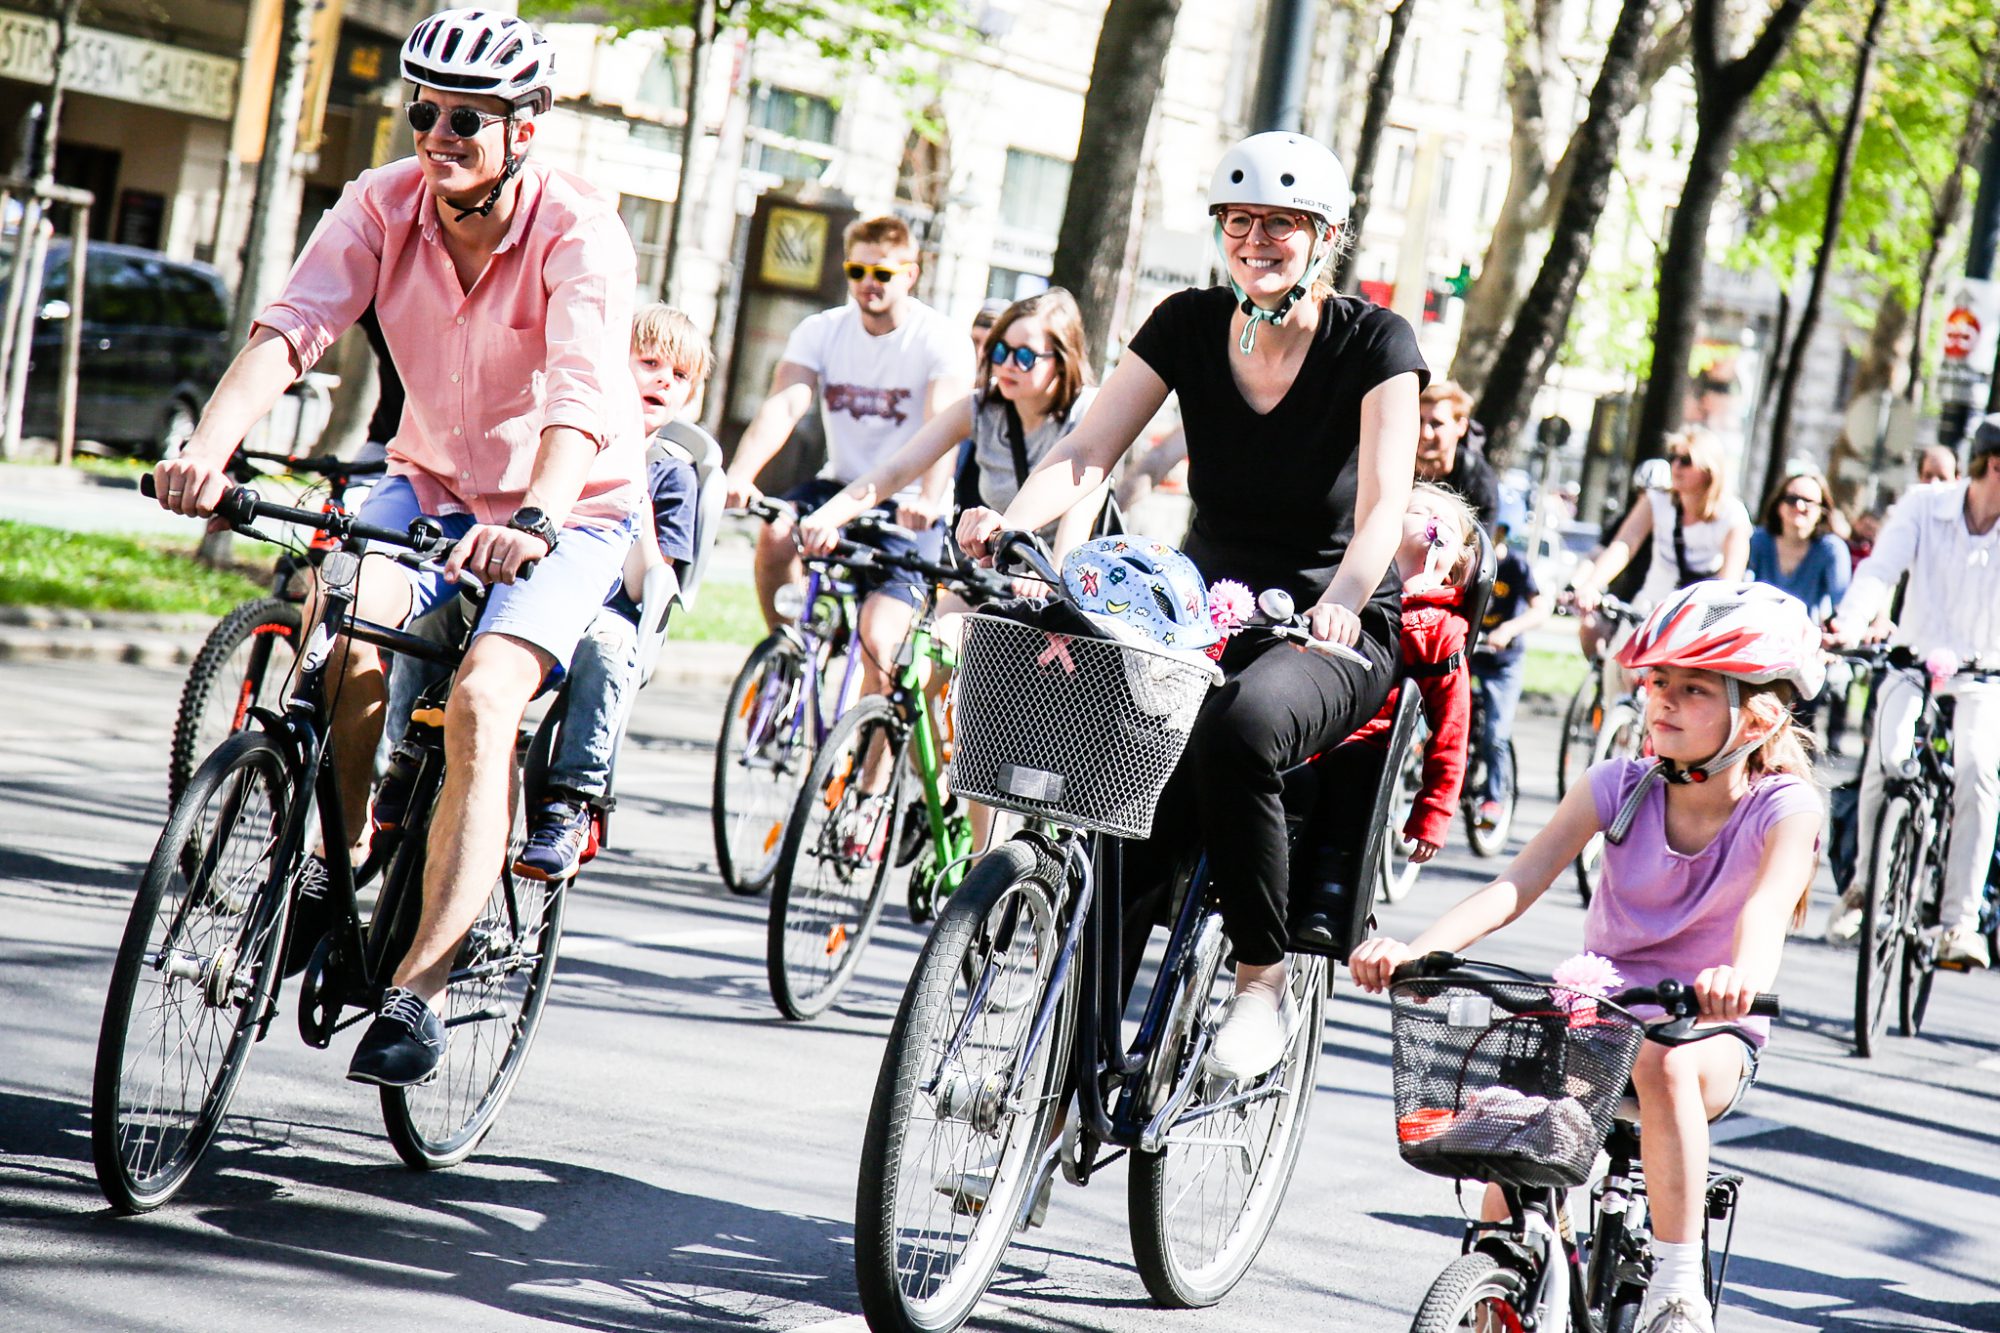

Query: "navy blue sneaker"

xmin=514 ymin=797 xmax=591 ymax=882
xmin=346 ymin=986 xmax=444 ymax=1087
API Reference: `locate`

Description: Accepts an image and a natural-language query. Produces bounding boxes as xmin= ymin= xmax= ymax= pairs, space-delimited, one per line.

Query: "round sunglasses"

xmin=405 ymin=100 xmax=510 ymax=139
xmin=989 ymin=341 xmax=1056 ymax=371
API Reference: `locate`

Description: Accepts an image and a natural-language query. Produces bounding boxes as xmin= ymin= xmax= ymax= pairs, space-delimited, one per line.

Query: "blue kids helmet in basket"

xmin=1061 ymin=537 xmax=1218 ymax=651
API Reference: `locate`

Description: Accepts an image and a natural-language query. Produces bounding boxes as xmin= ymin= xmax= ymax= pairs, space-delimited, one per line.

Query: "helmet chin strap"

xmin=1216 ymin=218 xmax=1331 ymax=354
xmin=1605 ymin=676 xmax=1766 ymax=845
xmin=448 ymin=118 xmax=522 ymax=222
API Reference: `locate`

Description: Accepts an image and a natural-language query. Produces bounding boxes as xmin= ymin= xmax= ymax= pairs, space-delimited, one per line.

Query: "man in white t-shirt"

xmin=724 ymin=214 xmax=968 ymax=699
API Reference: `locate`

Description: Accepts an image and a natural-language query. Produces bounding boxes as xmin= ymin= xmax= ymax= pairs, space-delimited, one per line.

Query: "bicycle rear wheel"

xmin=1573 ymin=700 xmax=1644 ymax=904
xmin=1465 ymin=739 xmax=1517 ymax=858
xmin=1556 ymin=679 xmax=1598 ymax=802
xmin=1899 ymin=820 xmax=1948 ymax=1038
xmin=713 ymin=634 xmax=814 ymax=896
xmin=1379 ymin=742 xmax=1426 ymax=904
xmin=170 ymin=597 xmax=301 ymax=807
xmin=381 ymin=786 xmax=563 ymax=1169
xmin=92 ymin=731 xmax=295 ymax=1212
xmin=1128 ymin=952 xmax=1326 ymax=1307
xmin=1856 ymin=794 xmax=1922 ymax=1057
xmin=768 ymin=697 xmax=905 ymax=1020
xmin=1409 ymin=1251 xmax=1531 ymax=1332
xmin=855 ymin=836 xmax=1072 ymax=1333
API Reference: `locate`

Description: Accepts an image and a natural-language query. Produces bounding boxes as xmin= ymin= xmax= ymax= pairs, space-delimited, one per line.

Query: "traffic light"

xmin=1446 ymin=262 xmax=1473 ymax=299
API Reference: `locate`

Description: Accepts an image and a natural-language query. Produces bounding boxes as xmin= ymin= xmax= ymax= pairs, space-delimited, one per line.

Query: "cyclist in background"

xmin=1824 ymin=418 xmax=2000 ymax=968
xmin=1353 ymin=582 xmax=1825 ymax=1333
xmin=962 ymin=131 xmax=1420 ymax=1081
xmin=151 ymin=8 xmax=645 ymax=1086
xmin=721 ymin=215 xmax=970 ymax=702
xmin=1469 ymin=502 xmax=1554 ymax=829
xmin=1412 ymin=380 xmax=1498 ymax=529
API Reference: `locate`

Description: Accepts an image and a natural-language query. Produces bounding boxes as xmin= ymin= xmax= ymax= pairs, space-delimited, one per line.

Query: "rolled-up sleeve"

xmin=252 ymin=176 xmax=382 ymax=370
xmin=541 ymin=213 xmax=638 ymax=449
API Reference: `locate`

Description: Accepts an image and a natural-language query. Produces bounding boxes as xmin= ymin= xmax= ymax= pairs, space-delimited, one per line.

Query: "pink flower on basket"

xmin=1925 ymin=648 xmax=1961 ymax=686
xmin=1208 ymin=580 xmax=1255 ymax=637
xmin=1552 ymin=952 xmax=1622 ymax=1026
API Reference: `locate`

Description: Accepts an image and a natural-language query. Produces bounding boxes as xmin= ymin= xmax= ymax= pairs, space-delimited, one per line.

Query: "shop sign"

xmin=0 ymin=9 xmax=239 ymax=120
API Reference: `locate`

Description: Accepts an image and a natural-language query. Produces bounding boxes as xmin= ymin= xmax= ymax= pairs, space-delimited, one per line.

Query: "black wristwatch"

xmin=507 ymin=506 xmax=560 ymax=554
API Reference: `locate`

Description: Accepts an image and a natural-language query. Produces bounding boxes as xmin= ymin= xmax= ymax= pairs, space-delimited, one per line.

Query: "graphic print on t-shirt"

xmin=777 ymin=301 xmax=963 ymax=495
xmin=824 ymin=383 xmax=914 ymax=425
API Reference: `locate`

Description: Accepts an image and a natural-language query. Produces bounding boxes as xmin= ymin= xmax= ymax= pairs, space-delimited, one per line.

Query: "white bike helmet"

xmin=1062 ymin=537 xmax=1218 ymax=651
xmin=1604 ymin=581 xmax=1822 ymax=843
xmin=1207 ymin=133 xmax=1352 ymax=352
xmin=402 ymin=9 xmax=555 ymax=220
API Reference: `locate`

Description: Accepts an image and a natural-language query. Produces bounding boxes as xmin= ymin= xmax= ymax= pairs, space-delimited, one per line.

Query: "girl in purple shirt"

xmin=1352 ymin=582 xmax=1825 ymax=1333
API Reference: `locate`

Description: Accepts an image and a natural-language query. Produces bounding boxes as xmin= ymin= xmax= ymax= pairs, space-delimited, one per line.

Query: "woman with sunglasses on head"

xmin=958 ymin=133 xmax=1424 ymax=1080
xmin=1569 ymin=426 xmax=1751 ymax=659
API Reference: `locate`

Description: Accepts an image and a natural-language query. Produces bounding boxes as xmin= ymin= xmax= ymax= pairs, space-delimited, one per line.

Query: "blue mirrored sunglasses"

xmin=990 ymin=342 xmax=1055 ymax=371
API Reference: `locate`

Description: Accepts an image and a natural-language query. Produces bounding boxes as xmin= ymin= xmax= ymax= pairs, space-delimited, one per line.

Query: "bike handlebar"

xmin=1388 ymin=951 xmax=1780 ymax=1035
xmin=227 ymin=448 xmax=389 ymax=484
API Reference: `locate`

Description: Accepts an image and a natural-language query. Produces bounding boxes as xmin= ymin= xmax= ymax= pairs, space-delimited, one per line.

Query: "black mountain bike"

xmin=1389 ymin=953 xmax=1777 ymax=1333
xmin=855 ymin=534 xmax=1345 ymax=1332
xmin=169 ymin=449 xmax=387 ymax=805
xmin=93 ymin=480 xmax=562 ymax=1212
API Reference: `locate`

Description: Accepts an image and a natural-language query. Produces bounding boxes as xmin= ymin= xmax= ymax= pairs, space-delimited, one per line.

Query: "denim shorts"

xmin=355 ymin=475 xmax=635 ymax=669
xmin=1616 ymin=1030 xmax=1760 ymax=1125
xmin=784 ymin=477 xmax=943 ymax=609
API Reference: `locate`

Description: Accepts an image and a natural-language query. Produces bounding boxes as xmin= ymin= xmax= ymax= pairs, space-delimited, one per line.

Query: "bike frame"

xmin=744 ymin=560 xmax=866 ymax=762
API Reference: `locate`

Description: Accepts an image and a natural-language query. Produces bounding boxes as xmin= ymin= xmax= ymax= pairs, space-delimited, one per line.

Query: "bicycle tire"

xmin=1379 ymin=742 xmax=1426 ymax=904
xmin=767 ymin=697 xmax=904 ymax=1021
xmin=1556 ymin=678 xmax=1598 ymax=802
xmin=1464 ymin=740 xmax=1518 ymax=859
xmin=855 ymin=835 xmax=1073 ymax=1333
xmin=1899 ymin=816 xmax=1947 ymax=1038
xmin=1408 ymin=1250 xmax=1531 ymax=1333
xmin=169 ymin=597 xmax=302 ymax=807
xmin=1573 ymin=700 xmax=1645 ymax=905
xmin=1128 ymin=953 xmax=1326 ymax=1307
xmin=92 ymin=730 xmax=295 ymax=1212
xmin=713 ymin=634 xmax=814 ymax=897
xmin=1855 ymin=793 xmax=1921 ymax=1057
xmin=381 ymin=775 xmax=564 ymax=1169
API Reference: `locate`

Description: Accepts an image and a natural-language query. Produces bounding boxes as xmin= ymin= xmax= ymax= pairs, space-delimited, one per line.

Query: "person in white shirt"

xmin=723 ymin=214 xmax=970 ymax=699
xmin=1826 ymin=418 xmax=2000 ymax=968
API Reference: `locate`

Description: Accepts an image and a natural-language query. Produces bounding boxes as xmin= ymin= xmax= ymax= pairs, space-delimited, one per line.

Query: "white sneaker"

xmin=1825 ymin=889 xmax=1864 ymax=944
xmin=1938 ymin=921 xmax=1992 ymax=970
xmin=1638 ymin=1296 xmax=1714 ymax=1333
xmin=1203 ymin=991 xmax=1296 ymax=1083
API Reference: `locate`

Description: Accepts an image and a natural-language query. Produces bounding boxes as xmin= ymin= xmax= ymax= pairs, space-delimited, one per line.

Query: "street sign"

xmin=1937 ymin=276 xmax=2000 ymax=407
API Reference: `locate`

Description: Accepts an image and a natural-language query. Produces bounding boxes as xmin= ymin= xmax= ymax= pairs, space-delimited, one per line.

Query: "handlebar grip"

xmin=139 ymin=474 xmax=156 ymax=498
xmin=1749 ymin=994 xmax=1780 ymax=1018
xmin=1388 ymin=950 xmax=1462 ymax=984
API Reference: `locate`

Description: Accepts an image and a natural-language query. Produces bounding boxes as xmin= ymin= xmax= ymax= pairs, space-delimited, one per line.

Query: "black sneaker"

xmin=282 ymin=854 xmax=332 ymax=978
xmin=1293 ymin=883 xmax=1348 ymax=952
xmin=346 ymin=986 xmax=445 ymax=1087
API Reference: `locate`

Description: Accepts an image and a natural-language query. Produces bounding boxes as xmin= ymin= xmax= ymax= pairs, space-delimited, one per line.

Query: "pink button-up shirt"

xmin=255 ymin=157 xmax=644 ymax=527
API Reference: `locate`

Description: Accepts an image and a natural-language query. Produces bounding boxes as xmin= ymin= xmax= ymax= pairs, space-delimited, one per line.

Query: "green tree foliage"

xmin=1728 ymin=0 xmax=2000 ymax=317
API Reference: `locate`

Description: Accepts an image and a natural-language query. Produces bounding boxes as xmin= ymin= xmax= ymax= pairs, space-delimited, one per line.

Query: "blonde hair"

xmin=1739 ymin=680 xmax=1822 ymax=928
xmin=1420 ymin=380 xmax=1475 ymax=418
xmin=1668 ymin=425 xmax=1729 ymax=522
xmin=1410 ymin=480 xmax=1482 ymax=585
xmin=632 ymin=304 xmax=714 ymax=383
xmin=843 ymin=214 xmax=916 ymax=261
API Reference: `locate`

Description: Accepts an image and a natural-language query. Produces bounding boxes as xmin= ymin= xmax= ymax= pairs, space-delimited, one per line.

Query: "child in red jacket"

xmin=1295 ymin=482 xmax=1480 ymax=947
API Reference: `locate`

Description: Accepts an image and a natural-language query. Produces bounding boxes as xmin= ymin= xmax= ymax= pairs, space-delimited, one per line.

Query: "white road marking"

xmin=560 ymin=927 xmax=755 ymax=956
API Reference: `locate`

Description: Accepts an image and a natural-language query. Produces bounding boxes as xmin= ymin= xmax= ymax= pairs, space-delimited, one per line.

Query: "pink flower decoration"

xmin=1924 ymin=648 xmax=1961 ymax=686
xmin=1551 ymin=952 xmax=1623 ymax=1007
xmin=1208 ymin=579 xmax=1255 ymax=637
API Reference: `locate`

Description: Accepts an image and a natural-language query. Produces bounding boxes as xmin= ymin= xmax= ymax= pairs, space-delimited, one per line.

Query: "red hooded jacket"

xmin=1344 ymin=583 xmax=1471 ymax=847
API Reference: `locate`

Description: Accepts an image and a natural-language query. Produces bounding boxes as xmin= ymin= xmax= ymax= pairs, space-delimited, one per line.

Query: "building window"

xmin=986 ymin=267 xmax=1050 ymax=302
xmin=629 ymin=48 xmax=682 ymax=152
xmin=1477 ymin=159 xmax=1499 ymax=224
xmin=1391 ymin=141 xmax=1416 ymax=210
xmin=745 ymin=85 xmax=837 ymax=183
xmin=1434 ymin=152 xmax=1456 ymax=218
xmin=999 ymin=149 xmax=1071 ymax=237
xmin=1455 ymin=50 xmax=1474 ymax=108
xmin=620 ymin=194 xmax=668 ymax=297
xmin=1401 ymin=36 xmax=1424 ymax=95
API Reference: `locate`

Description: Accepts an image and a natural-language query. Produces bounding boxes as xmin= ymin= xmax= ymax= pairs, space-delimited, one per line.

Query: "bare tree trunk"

xmin=1471 ymin=0 xmax=1656 ymax=465
xmin=662 ymin=0 xmax=716 ymax=305
xmin=1632 ymin=0 xmax=1809 ymax=463
xmin=1050 ymin=0 xmax=1184 ymax=364
xmin=1332 ymin=0 xmax=1417 ymax=293
xmin=1761 ymin=0 xmax=1886 ymax=506
xmin=1825 ymin=288 xmax=1910 ymax=513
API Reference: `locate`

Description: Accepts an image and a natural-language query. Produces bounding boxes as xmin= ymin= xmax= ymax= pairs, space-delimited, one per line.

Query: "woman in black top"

xmin=960 ymin=132 xmax=1425 ymax=1080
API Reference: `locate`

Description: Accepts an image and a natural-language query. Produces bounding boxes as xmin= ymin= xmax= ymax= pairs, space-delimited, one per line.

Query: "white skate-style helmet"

xmin=1207 ymin=131 xmax=1352 ymax=225
xmin=402 ymin=9 xmax=556 ymax=115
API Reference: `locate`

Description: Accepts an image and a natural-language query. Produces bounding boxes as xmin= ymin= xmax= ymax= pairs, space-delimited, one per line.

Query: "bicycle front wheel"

xmin=1573 ymin=700 xmax=1645 ymax=904
xmin=170 ymin=597 xmax=301 ymax=807
xmin=381 ymin=803 xmax=565 ymax=1169
xmin=92 ymin=730 xmax=295 ymax=1212
xmin=1856 ymin=793 xmax=1923 ymax=1057
xmin=1899 ymin=813 xmax=1949 ymax=1038
xmin=855 ymin=835 xmax=1072 ymax=1333
xmin=1129 ymin=952 xmax=1326 ymax=1307
xmin=768 ymin=697 xmax=905 ymax=1020
xmin=1556 ymin=678 xmax=1598 ymax=801
xmin=713 ymin=634 xmax=814 ymax=896
xmin=1409 ymin=1250 xmax=1532 ymax=1333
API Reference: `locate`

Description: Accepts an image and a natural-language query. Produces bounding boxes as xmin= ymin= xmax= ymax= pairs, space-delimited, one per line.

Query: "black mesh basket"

xmin=947 ymin=613 xmax=1214 ymax=838
xmin=1388 ymin=975 xmax=1647 ymax=1189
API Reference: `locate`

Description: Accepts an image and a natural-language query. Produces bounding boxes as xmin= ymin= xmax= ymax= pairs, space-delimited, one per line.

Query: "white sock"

xmin=1644 ymin=1238 xmax=1704 ymax=1313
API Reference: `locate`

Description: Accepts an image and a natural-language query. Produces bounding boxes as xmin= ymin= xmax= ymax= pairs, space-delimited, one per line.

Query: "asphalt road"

xmin=1 ymin=655 xmax=1995 ymax=1332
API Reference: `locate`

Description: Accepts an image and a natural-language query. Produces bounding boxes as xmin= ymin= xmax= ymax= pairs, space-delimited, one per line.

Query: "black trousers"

xmin=1127 ymin=614 xmax=1398 ymax=967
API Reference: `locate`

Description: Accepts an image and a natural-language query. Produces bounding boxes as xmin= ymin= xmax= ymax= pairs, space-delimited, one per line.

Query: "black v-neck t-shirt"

xmin=1127 ymin=286 xmax=1429 ymax=609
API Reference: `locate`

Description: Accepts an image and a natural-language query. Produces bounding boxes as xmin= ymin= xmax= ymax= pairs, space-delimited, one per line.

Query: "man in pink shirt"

xmin=151 ymin=9 xmax=643 ymax=1086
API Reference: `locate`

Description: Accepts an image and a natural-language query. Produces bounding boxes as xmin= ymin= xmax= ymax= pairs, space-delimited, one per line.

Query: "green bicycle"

xmin=765 ymin=531 xmax=1012 ymax=1020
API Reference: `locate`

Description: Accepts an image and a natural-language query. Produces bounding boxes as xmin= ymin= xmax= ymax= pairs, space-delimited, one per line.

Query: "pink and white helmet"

xmin=1616 ymin=580 xmax=1824 ymax=700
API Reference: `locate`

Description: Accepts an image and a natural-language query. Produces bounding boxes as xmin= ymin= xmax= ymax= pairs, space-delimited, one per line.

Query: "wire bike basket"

xmin=948 ymin=612 xmax=1214 ymax=839
xmin=1388 ymin=974 xmax=1648 ymax=1189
